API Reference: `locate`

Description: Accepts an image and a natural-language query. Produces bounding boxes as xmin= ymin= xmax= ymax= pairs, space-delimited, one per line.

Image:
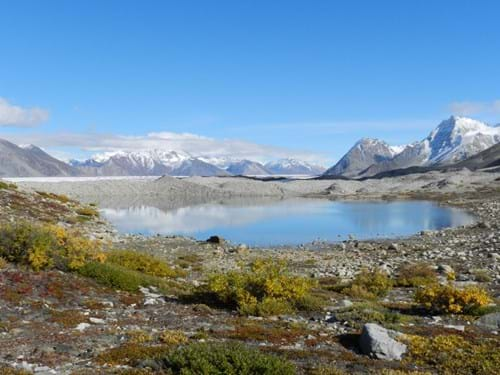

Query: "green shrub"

xmin=36 ymin=191 xmax=72 ymax=203
xmin=201 ymin=258 xmax=315 ymax=316
xmin=96 ymin=343 xmax=172 ymax=366
xmin=107 ymin=249 xmax=183 ymax=278
xmin=76 ymin=207 xmax=100 ymax=217
xmin=333 ymin=302 xmax=408 ymax=328
xmin=342 ymin=268 xmax=393 ymax=300
xmin=0 ymin=181 xmax=17 ymax=190
xmin=294 ymin=294 xmax=327 ymax=312
xmin=396 ymin=263 xmax=437 ymax=287
xmin=78 ymin=262 xmax=162 ymax=292
xmin=161 ymin=342 xmax=296 ymax=374
xmin=415 ymin=284 xmax=492 ymax=314
xmin=472 ymin=269 xmax=492 ymax=283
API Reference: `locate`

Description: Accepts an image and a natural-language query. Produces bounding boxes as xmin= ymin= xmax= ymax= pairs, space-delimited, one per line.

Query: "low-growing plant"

xmin=396 ymin=263 xmax=437 ymax=287
xmin=0 ymin=257 xmax=7 ymax=269
xmin=342 ymin=268 xmax=393 ymax=300
xmin=404 ymin=334 xmax=500 ymax=374
xmin=96 ymin=343 xmax=172 ymax=366
xmin=472 ymin=269 xmax=493 ymax=283
xmin=36 ymin=191 xmax=72 ymax=204
xmin=0 ymin=181 xmax=17 ymax=190
xmin=50 ymin=309 xmax=88 ymax=328
xmin=294 ymin=293 xmax=327 ymax=312
xmin=333 ymin=302 xmax=409 ymax=328
xmin=159 ymin=329 xmax=188 ymax=345
xmin=107 ymin=249 xmax=183 ymax=278
xmin=127 ymin=329 xmax=153 ymax=344
xmin=0 ymin=367 xmax=32 ymax=375
xmin=415 ymin=284 xmax=492 ymax=314
xmin=377 ymin=370 xmax=432 ymax=375
xmin=201 ymin=258 xmax=315 ymax=316
xmin=308 ymin=366 xmax=347 ymax=375
xmin=78 ymin=262 xmax=162 ymax=292
xmin=221 ymin=322 xmax=307 ymax=345
xmin=76 ymin=207 xmax=100 ymax=217
xmin=161 ymin=342 xmax=296 ymax=374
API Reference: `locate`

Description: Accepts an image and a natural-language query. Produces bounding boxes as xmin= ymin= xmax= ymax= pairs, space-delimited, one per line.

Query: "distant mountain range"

xmin=323 ymin=116 xmax=500 ymax=178
xmin=265 ymin=158 xmax=326 ymax=175
xmin=0 ymin=139 xmax=324 ymax=178
xmin=1 ymin=115 xmax=498 ymax=178
xmin=70 ymin=150 xmax=230 ymax=177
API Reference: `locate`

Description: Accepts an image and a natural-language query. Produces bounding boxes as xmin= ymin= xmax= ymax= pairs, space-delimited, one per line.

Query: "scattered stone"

xmin=338 ymin=299 xmax=353 ymax=308
xmin=388 ymin=243 xmax=399 ymax=251
xmin=359 ymin=323 xmax=407 ymax=361
xmin=475 ymin=312 xmax=500 ymax=331
xmin=444 ymin=324 xmax=465 ymax=332
xmin=75 ymin=323 xmax=91 ymax=331
xmin=206 ymin=235 xmax=224 ymax=244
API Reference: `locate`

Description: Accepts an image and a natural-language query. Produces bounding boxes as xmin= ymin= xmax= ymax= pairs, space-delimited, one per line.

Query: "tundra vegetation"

xmin=0 ymin=182 xmax=499 ymax=374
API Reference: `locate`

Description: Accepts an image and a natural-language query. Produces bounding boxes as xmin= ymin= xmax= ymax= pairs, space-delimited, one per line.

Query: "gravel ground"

xmin=14 ymin=169 xmax=500 ymax=205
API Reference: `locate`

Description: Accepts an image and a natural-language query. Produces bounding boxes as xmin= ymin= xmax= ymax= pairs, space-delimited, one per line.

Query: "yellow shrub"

xmin=0 ymin=222 xmax=105 ymax=271
xmin=127 ymin=329 xmax=153 ymax=344
xmin=106 ymin=249 xmax=182 ymax=278
xmin=27 ymin=240 xmax=53 ymax=271
xmin=404 ymin=334 xmax=500 ymax=374
xmin=415 ymin=284 xmax=492 ymax=314
xmin=159 ymin=329 xmax=188 ymax=345
xmin=0 ymin=257 xmax=7 ymax=269
xmin=46 ymin=224 xmax=106 ymax=270
xmin=204 ymin=258 xmax=315 ymax=316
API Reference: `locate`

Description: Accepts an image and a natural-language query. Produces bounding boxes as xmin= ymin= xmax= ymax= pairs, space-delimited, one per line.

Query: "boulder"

xmin=206 ymin=235 xmax=224 ymax=244
xmin=388 ymin=243 xmax=399 ymax=251
xmin=475 ymin=312 xmax=500 ymax=331
xmin=359 ymin=323 xmax=407 ymax=361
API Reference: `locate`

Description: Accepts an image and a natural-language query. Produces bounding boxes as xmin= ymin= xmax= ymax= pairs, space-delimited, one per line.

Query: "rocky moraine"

xmin=0 ymin=172 xmax=499 ymax=374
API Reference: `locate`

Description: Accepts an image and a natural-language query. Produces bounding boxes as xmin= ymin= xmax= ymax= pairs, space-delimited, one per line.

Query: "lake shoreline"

xmin=1 ymin=171 xmax=499 ymax=373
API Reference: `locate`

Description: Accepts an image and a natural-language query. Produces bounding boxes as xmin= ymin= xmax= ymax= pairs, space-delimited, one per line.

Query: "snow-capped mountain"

xmin=226 ymin=160 xmax=271 ymax=175
xmin=327 ymin=116 xmax=500 ymax=178
xmin=265 ymin=158 xmax=326 ymax=175
xmin=197 ymin=156 xmax=241 ymax=170
xmin=323 ymin=138 xmax=398 ymax=177
xmin=71 ymin=150 xmax=229 ymax=176
xmin=424 ymin=116 xmax=500 ymax=164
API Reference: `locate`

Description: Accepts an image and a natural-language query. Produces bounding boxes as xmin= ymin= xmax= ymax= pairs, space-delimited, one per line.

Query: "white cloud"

xmin=0 ymin=98 xmax=49 ymax=127
xmin=449 ymin=100 xmax=500 ymax=116
xmin=6 ymin=131 xmax=330 ymax=165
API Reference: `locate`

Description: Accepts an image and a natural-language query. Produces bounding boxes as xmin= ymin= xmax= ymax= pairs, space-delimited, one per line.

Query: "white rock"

xmin=359 ymin=323 xmax=407 ymax=361
xmin=75 ymin=323 xmax=91 ymax=331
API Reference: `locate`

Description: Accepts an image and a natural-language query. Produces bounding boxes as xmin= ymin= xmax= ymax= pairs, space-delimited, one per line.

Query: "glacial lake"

xmin=101 ymin=199 xmax=475 ymax=247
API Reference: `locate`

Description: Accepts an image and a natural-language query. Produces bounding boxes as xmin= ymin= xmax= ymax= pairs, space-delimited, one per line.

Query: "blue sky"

xmin=0 ymin=0 xmax=499 ymax=165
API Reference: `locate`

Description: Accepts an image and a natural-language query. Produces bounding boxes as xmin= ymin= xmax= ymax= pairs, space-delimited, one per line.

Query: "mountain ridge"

xmin=324 ymin=116 xmax=500 ymax=178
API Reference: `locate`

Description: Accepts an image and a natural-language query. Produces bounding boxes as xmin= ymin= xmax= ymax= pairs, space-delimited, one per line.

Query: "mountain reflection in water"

xmin=101 ymin=199 xmax=475 ymax=246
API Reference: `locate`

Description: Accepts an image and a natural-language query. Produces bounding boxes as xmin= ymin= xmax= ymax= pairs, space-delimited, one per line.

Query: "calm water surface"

xmin=101 ymin=199 xmax=475 ymax=246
